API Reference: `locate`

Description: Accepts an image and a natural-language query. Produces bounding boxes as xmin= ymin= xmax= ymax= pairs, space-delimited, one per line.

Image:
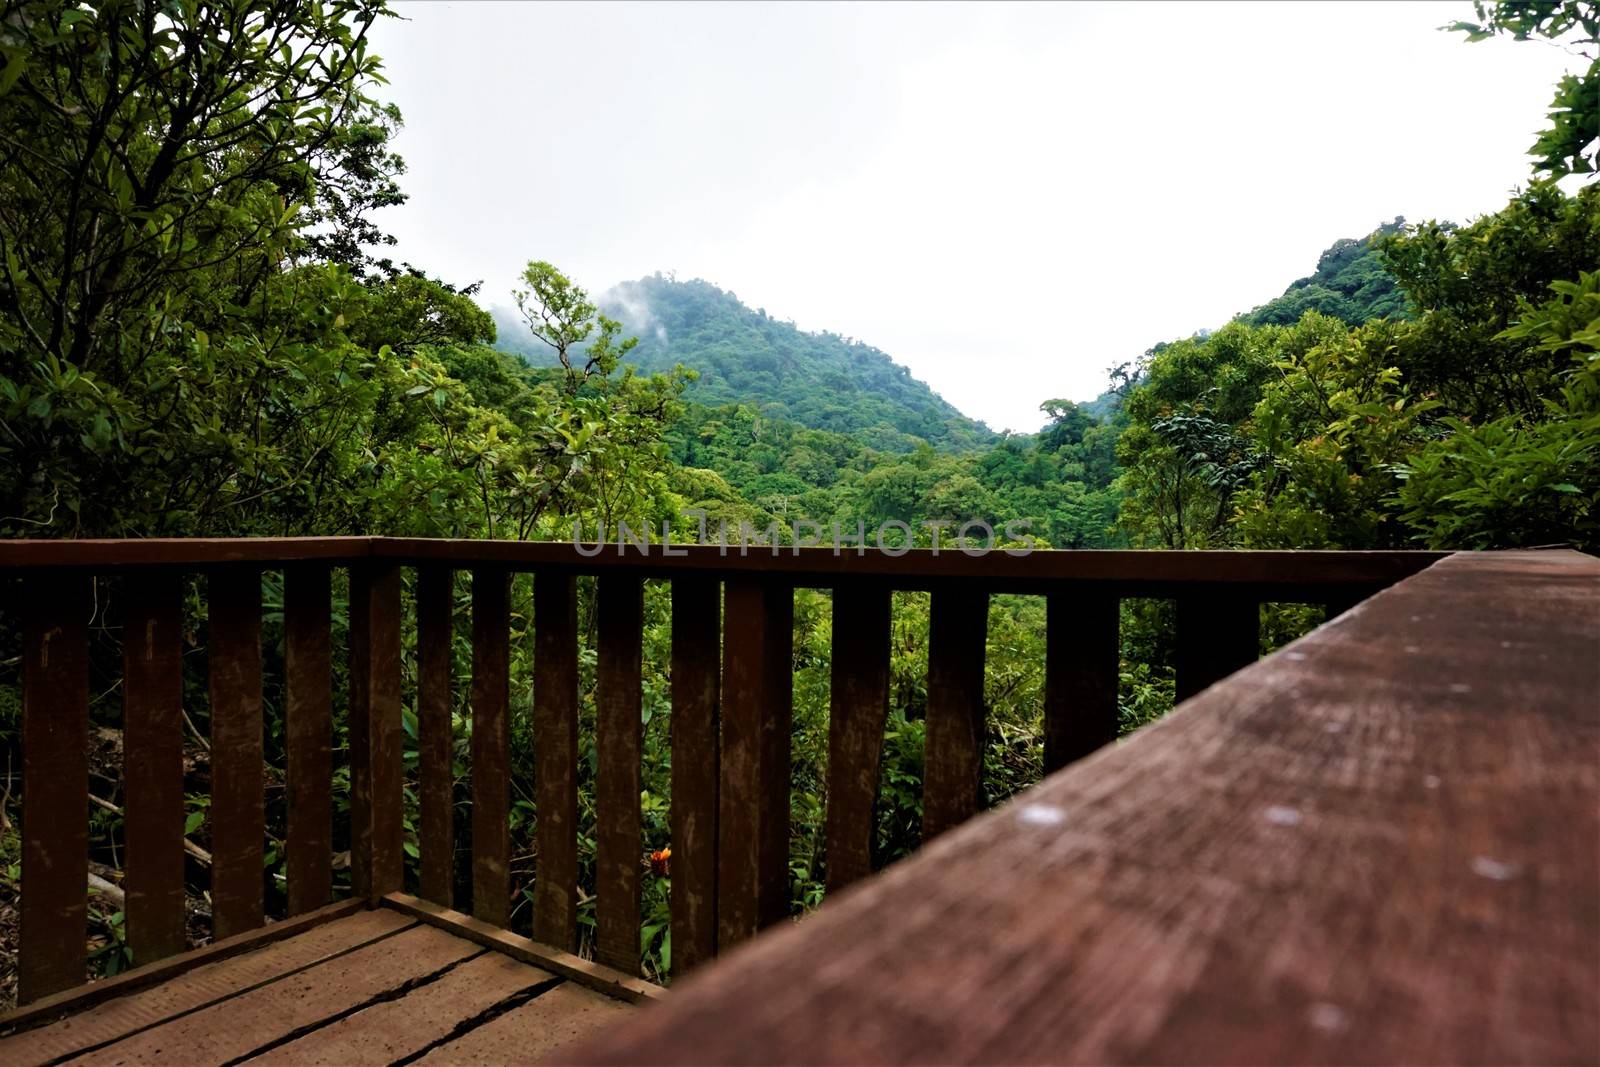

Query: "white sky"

xmin=371 ymin=1 xmax=1583 ymax=433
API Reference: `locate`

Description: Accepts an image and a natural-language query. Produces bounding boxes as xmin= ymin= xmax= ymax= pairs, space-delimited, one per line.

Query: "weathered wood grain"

xmin=122 ymin=570 xmax=187 ymax=964
xmin=559 ymin=550 xmax=1600 ymax=1066
xmin=922 ymin=588 xmax=988 ymax=842
xmin=670 ymin=577 xmax=721 ymax=974
xmin=718 ymin=580 xmax=792 ymax=948
xmin=534 ymin=572 xmax=580 ymax=950
xmin=1043 ymin=588 xmax=1120 ymax=774
xmin=416 ymin=566 xmax=456 ymax=909
xmin=208 ymin=568 xmax=265 ymax=940
xmin=349 ymin=562 xmax=403 ymax=906
xmin=284 ymin=564 xmax=334 ymax=917
xmin=469 ymin=567 xmax=510 ymax=927
xmin=0 ymin=901 xmax=378 ymax=1060
xmin=595 ymin=575 xmax=644 ymax=974
xmin=19 ymin=573 xmax=91 ymax=1004
xmin=825 ymin=583 xmax=892 ymax=892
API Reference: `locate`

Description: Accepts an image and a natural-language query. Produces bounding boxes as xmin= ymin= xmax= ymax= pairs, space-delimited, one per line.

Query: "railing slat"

xmin=469 ymin=567 xmax=510 ymax=927
xmin=350 ymin=562 xmax=403 ymax=905
xmin=284 ymin=564 xmax=333 ymax=917
xmin=595 ymin=574 xmax=644 ymax=974
xmin=1175 ymin=591 xmax=1258 ymax=703
xmin=208 ymin=569 xmax=264 ymax=940
xmin=533 ymin=572 xmax=579 ymax=951
xmin=19 ymin=573 xmax=91 ymax=1003
xmin=123 ymin=571 xmax=187 ymax=962
xmin=1043 ymin=590 xmax=1121 ymax=773
xmin=718 ymin=580 xmax=793 ymax=948
xmin=417 ymin=566 xmax=456 ymax=908
xmin=923 ymin=588 xmax=989 ymax=841
xmin=825 ymin=583 xmax=892 ymax=893
xmin=670 ymin=577 xmax=721 ymax=975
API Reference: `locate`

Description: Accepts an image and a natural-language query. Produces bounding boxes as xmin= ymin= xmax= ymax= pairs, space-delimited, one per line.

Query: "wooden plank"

xmin=18 ymin=573 xmax=91 ymax=1004
xmin=384 ymin=893 xmax=663 ymax=1004
xmin=1042 ymin=588 xmax=1121 ymax=774
xmin=1175 ymin=589 xmax=1259 ymax=703
xmin=670 ymin=576 xmax=720 ymax=975
xmin=208 ymin=567 xmax=265 ymax=941
xmin=0 ymin=901 xmax=382 ymax=1062
xmin=349 ymin=561 xmax=404 ymax=906
xmin=594 ymin=574 xmax=644 ymax=975
xmin=122 ymin=570 xmax=187 ymax=965
xmin=284 ymin=564 xmax=334 ymax=917
xmin=718 ymin=580 xmax=792 ymax=948
xmin=533 ymin=572 xmax=580 ymax=950
xmin=824 ymin=583 xmax=892 ymax=893
xmin=245 ymin=952 xmax=560 ymax=1066
xmin=76 ymin=924 xmax=478 ymax=1064
xmin=921 ymin=588 xmax=988 ymax=842
xmin=417 ymin=566 xmax=456 ymax=908
xmin=413 ymin=982 xmax=631 ymax=1065
xmin=372 ymin=539 xmax=1447 ymax=594
xmin=556 ymin=550 xmax=1600 ymax=1067
xmin=469 ymin=567 xmax=510 ymax=928
xmin=0 ymin=537 xmax=372 ymax=569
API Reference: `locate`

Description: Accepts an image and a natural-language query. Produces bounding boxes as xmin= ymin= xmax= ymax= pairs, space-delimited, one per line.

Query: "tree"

xmin=1448 ymin=0 xmax=1599 ymax=178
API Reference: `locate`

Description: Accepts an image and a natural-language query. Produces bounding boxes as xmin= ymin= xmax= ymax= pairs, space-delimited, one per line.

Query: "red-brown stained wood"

xmin=669 ymin=577 xmax=720 ymax=974
xmin=284 ymin=564 xmax=333 ymax=917
xmin=208 ymin=567 xmax=265 ymax=940
xmin=75 ymin=925 xmax=478 ymax=1064
xmin=413 ymin=982 xmax=631 ymax=1066
xmin=0 ymin=901 xmax=380 ymax=1062
xmin=122 ymin=570 xmax=187 ymax=965
xmin=825 ymin=583 xmax=892 ymax=893
xmin=718 ymin=580 xmax=792 ymax=948
xmin=350 ymin=562 xmax=404 ymax=906
xmin=470 ymin=567 xmax=510 ymax=928
xmin=1175 ymin=588 xmax=1259 ymax=702
xmin=534 ymin=573 xmax=580 ymax=950
xmin=595 ymin=575 xmax=644 ymax=975
xmin=1042 ymin=588 xmax=1120 ymax=774
xmin=922 ymin=588 xmax=988 ymax=842
xmin=559 ymin=550 xmax=1600 ymax=1067
xmin=18 ymin=573 xmax=90 ymax=1004
xmin=417 ymin=566 xmax=456 ymax=908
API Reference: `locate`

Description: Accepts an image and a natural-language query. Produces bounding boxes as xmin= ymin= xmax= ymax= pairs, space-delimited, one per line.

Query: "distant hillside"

xmin=1240 ymin=219 xmax=1410 ymax=326
xmin=493 ymin=275 xmax=993 ymax=450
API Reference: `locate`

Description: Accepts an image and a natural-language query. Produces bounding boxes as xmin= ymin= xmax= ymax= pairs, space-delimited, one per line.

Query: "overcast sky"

xmin=371 ymin=1 xmax=1582 ymax=433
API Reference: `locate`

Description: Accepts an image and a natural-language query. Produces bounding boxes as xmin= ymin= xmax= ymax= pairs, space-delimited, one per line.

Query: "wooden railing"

xmin=0 ymin=538 xmax=1445 ymax=1005
xmin=562 ymin=549 xmax=1600 ymax=1066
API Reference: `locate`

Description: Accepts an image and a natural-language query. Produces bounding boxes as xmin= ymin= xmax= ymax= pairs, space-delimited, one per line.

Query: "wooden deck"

xmin=0 ymin=906 xmax=634 ymax=1066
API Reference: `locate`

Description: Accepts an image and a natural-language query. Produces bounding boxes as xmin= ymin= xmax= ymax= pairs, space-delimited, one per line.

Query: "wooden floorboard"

xmin=2 ymin=909 xmax=640 ymax=1067
xmin=241 ymin=953 xmax=562 ymax=1066
xmin=65 ymin=925 xmax=477 ymax=1065
xmin=411 ymin=984 xmax=632 ymax=1065
xmin=0 ymin=909 xmax=410 ymax=1067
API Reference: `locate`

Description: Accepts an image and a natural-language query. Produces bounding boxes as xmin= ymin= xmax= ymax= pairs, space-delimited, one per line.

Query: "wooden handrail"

xmin=3 ymin=537 xmax=1447 ymax=1004
xmin=560 ymin=549 xmax=1600 ymax=1065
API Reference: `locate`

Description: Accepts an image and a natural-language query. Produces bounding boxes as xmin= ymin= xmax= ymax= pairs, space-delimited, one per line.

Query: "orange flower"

xmin=649 ymin=847 xmax=671 ymax=878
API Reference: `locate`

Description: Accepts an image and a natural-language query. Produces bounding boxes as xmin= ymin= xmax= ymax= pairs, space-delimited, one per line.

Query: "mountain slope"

xmin=494 ymin=275 xmax=993 ymax=450
xmin=1239 ymin=219 xmax=1410 ymax=326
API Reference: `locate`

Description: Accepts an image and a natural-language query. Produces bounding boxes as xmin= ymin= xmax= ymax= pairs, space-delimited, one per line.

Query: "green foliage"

xmin=1448 ymin=0 xmax=1598 ymax=178
xmin=498 ymin=275 xmax=996 ymax=448
xmin=1242 ymin=220 xmax=1410 ymax=326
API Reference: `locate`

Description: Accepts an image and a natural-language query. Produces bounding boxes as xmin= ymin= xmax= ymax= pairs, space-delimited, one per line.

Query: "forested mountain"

xmin=495 ymin=276 xmax=994 ymax=450
xmin=1239 ymin=220 xmax=1410 ymax=326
